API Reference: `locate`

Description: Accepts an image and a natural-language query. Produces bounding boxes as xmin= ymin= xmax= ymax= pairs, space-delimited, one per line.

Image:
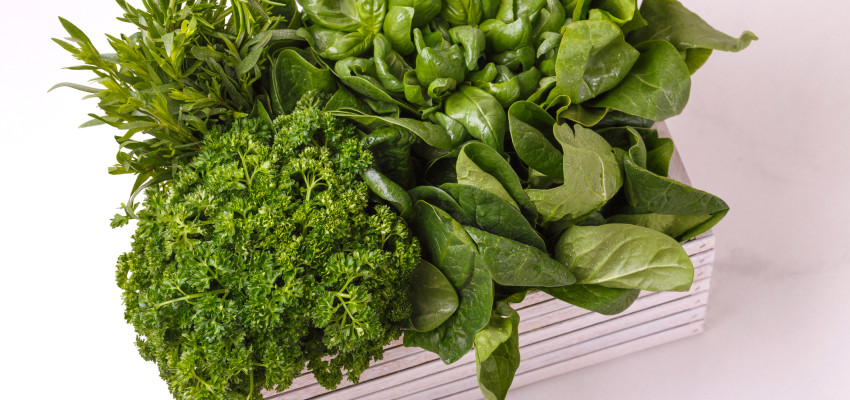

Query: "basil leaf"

xmin=358 ymin=0 xmax=387 ymax=35
xmin=555 ymin=223 xmax=694 ymax=291
xmin=414 ymin=28 xmax=468 ymax=87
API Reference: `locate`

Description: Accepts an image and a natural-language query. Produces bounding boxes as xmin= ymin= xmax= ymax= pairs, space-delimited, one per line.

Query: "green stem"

xmin=156 ymin=289 xmax=228 ymax=309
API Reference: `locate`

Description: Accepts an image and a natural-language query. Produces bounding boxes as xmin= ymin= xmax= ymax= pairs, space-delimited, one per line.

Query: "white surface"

xmin=1 ymin=0 xmax=848 ymax=399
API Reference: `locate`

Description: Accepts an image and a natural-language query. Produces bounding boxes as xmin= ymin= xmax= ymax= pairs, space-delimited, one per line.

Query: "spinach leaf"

xmin=555 ymin=223 xmax=694 ymax=291
xmin=385 ymin=6 xmax=417 ymax=55
xmin=475 ymin=302 xmax=521 ymax=400
xmin=332 ymin=111 xmax=454 ymax=149
xmin=474 ymin=77 xmax=522 ymax=108
xmin=532 ymin=0 xmax=567 ymax=39
xmin=431 ymin=112 xmax=472 ymax=146
xmin=557 ymin=104 xmax=608 ymax=126
xmin=300 ymin=0 xmax=362 ymax=31
xmin=404 ymin=258 xmax=494 ymax=363
xmin=441 ymin=183 xmax=546 ymax=250
xmin=325 ymin=87 xmax=372 ymax=113
xmin=480 ymin=16 xmax=534 ymax=54
xmin=390 ymin=0 xmax=443 ymax=28
xmin=410 ymin=200 xmax=478 ymax=287
xmin=271 ymin=49 xmax=337 ymax=114
xmin=408 ymin=260 xmax=460 ymax=332
xmin=449 ymin=26 xmax=487 ymax=71
xmin=630 ymin=0 xmax=757 ymax=73
xmin=508 ymin=101 xmax=563 ymax=180
xmin=590 ymin=40 xmax=691 ymax=120
xmin=442 ymin=0 xmax=484 ymax=26
xmin=414 ymin=28 xmax=468 ymax=86
xmin=554 ymin=19 xmax=639 ymax=104
xmin=456 ymin=142 xmax=539 ymax=222
xmin=466 ymin=227 xmax=575 ymax=287
xmin=305 ymin=25 xmax=373 ymax=60
xmin=606 ymin=213 xmax=712 ymax=240
xmin=543 ymin=284 xmax=639 ymax=315
xmin=445 ymin=86 xmax=508 ymax=152
xmin=527 ymin=124 xmax=622 ymax=225
xmin=362 ymin=167 xmax=414 ymax=216
xmin=358 ymin=0 xmax=387 ymax=35
xmin=363 ymin=126 xmax=418 ymax=188
xmin=373 ymin=34 xmax=409 ymax=93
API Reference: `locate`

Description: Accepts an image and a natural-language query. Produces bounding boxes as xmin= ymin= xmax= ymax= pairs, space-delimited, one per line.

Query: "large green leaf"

xmin=358 ymin=0 xmax=387 ymax=35
xmin=543 ymin=284 xmax=639 ymax=315
xmin=555 ymin=223 xmax=694 ymax=291
xmin=466 ymin=227 xmax=575 ymax=287
xmin=554 ymin=19 xmax=639 ymax=104
xmin=332 ymin=111 xmax=453 ymax=150
xmin=404 ymin=259 xmax=494 ymax=363
xmin=363 ymin=126 xmax=417 ymax=188
xmin=389 ymin=0 xmax=443 ymax=27
xmin=442 ymin=0 xmax=484 ymax=26
xmin=508 ymin=101 xmax=563 ymax=180
xmin=384 ymin=6 xmax=416 ymax=55
xmin=409 ymin=201 xmax=478 ymax=287
xmin=299 ymin=0 xmax=361 ymax=31
xmin=441 ymin=184 xmax=546 ymax=250
xmin=445 ymin=86 xmax=508 ymax=153
xmin=362 ymin=168 xmax=413 ymax=216
xmin=475 ymin=302 xmax=520 ymax=400
xmin=408 ymin=260 xmax=460 ymax=332
xmin=480 ymin=16 xmax=533 ymax=54
xmin=456 ymin=142 xmax=539 ymax=223
xmin=590 ymin=40 xmax=691 ymax=121
xmin=271 ymin=49 xmax=337 ymax=114
xmin=630 ymin=0 xmax=757 ymax=73
xmin=527 ymin=124 xmax=622 ymax=225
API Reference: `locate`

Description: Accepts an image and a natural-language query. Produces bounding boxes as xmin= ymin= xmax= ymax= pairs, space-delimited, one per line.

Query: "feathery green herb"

xmin=115 ymin=108 xmax=419 ymax=398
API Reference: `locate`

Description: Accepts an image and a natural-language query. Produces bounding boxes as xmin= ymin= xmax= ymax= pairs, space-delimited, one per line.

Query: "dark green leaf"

xmin=543 ymin=284 xmax=639 ymax=315
xmin=408 ymin=260 xmax=460 ymax=332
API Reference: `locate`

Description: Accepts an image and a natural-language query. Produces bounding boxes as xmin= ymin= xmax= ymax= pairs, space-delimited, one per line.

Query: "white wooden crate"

xmin=264 ymin=123 xmax=714 ymax=399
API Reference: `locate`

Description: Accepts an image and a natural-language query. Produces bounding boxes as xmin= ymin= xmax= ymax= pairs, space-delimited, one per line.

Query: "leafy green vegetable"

xmin=543 ymin=284 xmax=639 ymax=315
xmin=466 ymin=227 xmax=575 ymax=287
xmin=115 ymin=109 xmax=419 ymax=398
xmin=474 ymin=301 xmax=521 ymax=400
xmin=555 ymin=223 xmax=694 ymax=291
xmin=629 ymin=0 xmax=758 ymax=74
xmin=408 ymin=260 xmax=460 ymax=331
xmin=590 ymin=40 xmax=691 ymax=121
xmin=54 ymin=1 xmax=301 ymax=182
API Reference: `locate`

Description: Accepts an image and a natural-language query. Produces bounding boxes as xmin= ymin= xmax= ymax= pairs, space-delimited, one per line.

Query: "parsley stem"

xmin=155 ymin=289 xmax=229 ymax=309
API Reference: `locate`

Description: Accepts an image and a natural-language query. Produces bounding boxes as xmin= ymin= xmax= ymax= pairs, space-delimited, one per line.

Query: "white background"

xmin=2 ymin=0 xmax=848 ymax=398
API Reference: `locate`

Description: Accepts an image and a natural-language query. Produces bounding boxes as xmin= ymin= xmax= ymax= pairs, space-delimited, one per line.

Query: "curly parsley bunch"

xmin=116 ymin=108 xmax=420 ymax=399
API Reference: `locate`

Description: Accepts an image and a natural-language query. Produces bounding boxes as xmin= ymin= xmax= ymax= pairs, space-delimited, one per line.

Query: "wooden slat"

xmin=368 ymin=297 xmax=708 ymax=400
xmin=268 ymin=247 xmax=714 ymax=399
xmin=440 ymin=321 xmax=705 ymax=400
xmin=290 ymin=285 xmax=710 ymax=400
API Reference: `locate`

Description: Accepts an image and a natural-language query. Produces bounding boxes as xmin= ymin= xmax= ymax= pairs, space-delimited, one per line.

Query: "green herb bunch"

xmin=115 ymin=106 xmax=420 ymax=398
xmin=53 ymin=0 xmax=301 ymax=190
